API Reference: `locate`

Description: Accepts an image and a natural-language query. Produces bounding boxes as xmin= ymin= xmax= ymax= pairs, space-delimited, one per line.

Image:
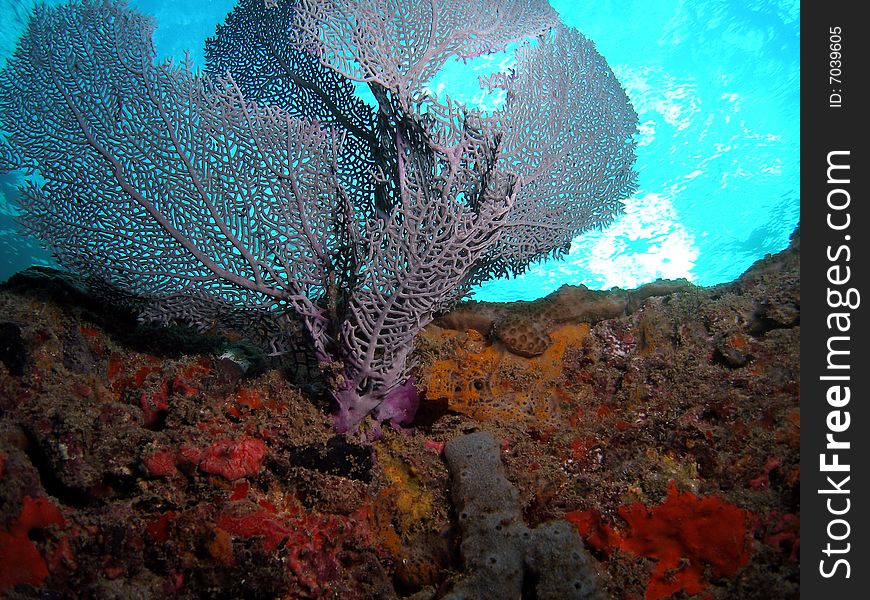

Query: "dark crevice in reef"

xmin=284 ymin=436 xmax=374 ymax=483
xmin=20 ymin=426 xmax=104 ymax=509
xmin=746 ymin=303 xmax=800 ymax=336
xmin=0 ymin=321 xmax=27 ymax=376
xmin=521 ymin=566 xmax=541 ymax=599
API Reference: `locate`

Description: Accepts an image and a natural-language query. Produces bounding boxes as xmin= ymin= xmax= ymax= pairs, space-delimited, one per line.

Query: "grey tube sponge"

xmin=444 ymin=431 xmax=608 ymax=600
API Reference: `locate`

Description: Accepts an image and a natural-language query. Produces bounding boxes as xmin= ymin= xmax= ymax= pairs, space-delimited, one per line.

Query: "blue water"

xmin=0 ymin=0 xmax=800 ymax=302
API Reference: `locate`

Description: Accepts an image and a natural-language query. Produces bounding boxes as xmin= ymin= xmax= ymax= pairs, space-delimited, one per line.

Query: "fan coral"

xmin=0 ymin=0 xmax=637 ymax=432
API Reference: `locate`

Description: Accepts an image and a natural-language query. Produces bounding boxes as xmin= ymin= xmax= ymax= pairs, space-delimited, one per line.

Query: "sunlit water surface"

xmin=0 ymin=0 xmax=799 ymax=301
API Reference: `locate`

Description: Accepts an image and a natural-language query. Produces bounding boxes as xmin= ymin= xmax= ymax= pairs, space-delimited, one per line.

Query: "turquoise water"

xmin=0 ymin=0 xmax=800 ymax=301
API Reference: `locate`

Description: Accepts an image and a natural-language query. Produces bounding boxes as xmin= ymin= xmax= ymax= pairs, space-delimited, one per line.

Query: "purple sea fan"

xmin=0 ymin=0 xmax=638 ymax=434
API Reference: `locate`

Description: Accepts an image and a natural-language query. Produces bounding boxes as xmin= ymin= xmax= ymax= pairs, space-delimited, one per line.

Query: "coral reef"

xmin=0 ymin=228 xmax=799 ymax=598
xmin=436 ymin=280 xmax=692 ymax=357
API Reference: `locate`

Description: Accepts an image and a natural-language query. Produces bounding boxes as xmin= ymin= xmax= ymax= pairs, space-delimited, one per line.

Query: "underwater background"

xmin=0 ymin=0 xmax=800 ymax=301
xmin=0 ymin=3 xmax=803 ymax=596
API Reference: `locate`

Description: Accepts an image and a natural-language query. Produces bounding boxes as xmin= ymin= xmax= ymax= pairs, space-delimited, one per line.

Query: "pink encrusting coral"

xmin=143 ymin=437 xmax=268 ymax=481
xmin=198 ymin=437 xmax=268 ymax=481
xmin=0 ymin=0 xmax=638 ymax=432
